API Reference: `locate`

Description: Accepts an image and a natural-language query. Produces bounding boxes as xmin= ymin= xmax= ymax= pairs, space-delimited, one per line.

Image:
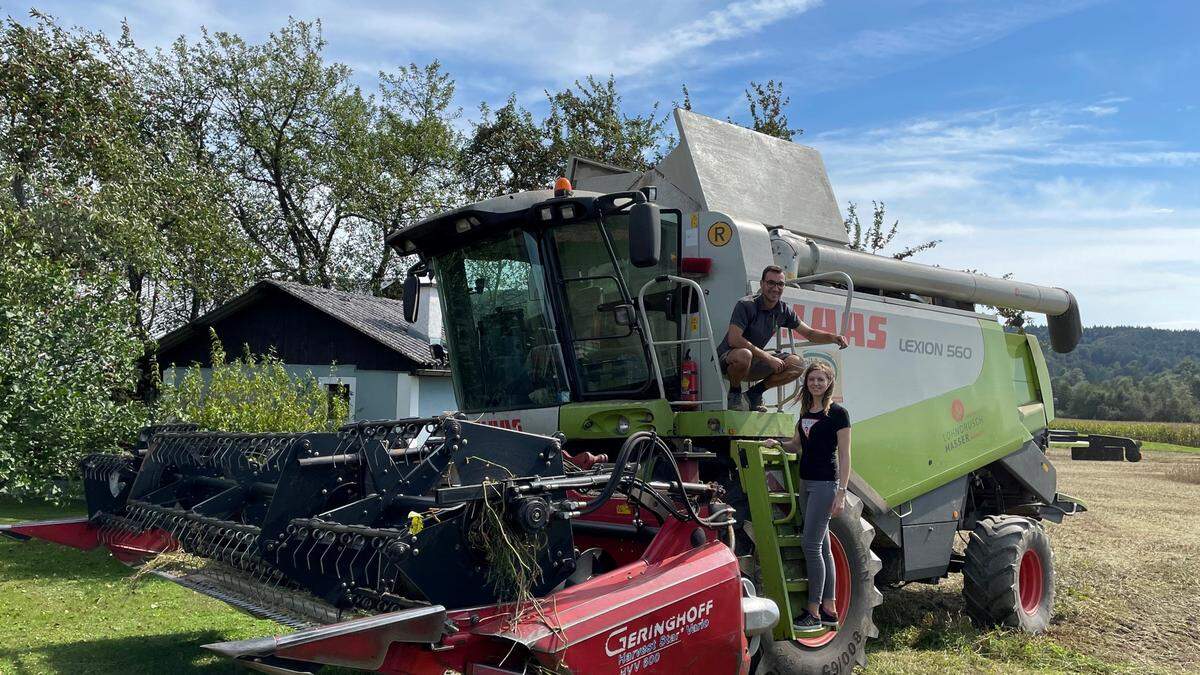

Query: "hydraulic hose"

xmin=571 ymin=431 xmax=737 ymax=530
xmin=573 ymin=431 xmax=656 ymax=517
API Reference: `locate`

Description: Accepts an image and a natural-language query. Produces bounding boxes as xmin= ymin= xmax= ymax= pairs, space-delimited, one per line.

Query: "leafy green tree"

xmin=464 ymin=76 xmax=669 ymax=199
xmin=843 ymin=200 xmax=940 ymax=260
xmin=169 ymin=20 xmax=460 ymax=293
xmin=676 ymin=83 xmax=693 ymax=111
xmin=544 ymin=76 xmax=669 ymax=174
xmin=158 ymin=330 xmax=348 ymax=433
xmin=463 ymin=94 xmax=556 ymax=198
xmin=186 ymin=19 xmax=365 ymax=288
xmin=1 ymin=12 xmax=256 ymax=398
xmin=337 ymin=61 xmax=463 ymax=293
xmin=0 ymin=214 xmax=146 ymax=501
xmin=743 ymin=79 xmax=801 ymax=141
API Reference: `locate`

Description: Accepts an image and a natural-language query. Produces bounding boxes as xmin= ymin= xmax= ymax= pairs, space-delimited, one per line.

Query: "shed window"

xmin=319 ymin=376 xmax=356 ymax=421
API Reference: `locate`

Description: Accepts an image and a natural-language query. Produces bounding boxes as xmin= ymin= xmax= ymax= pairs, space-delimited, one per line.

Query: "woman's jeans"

xmin=802 ymin=480 xmax=838 ymax=606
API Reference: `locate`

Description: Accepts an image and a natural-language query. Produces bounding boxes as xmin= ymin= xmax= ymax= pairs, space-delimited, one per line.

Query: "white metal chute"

xmin=774 ymin=232 xmax=1082 ymax=352
xmin=789 ymin=237 xmax=1071 ymax=315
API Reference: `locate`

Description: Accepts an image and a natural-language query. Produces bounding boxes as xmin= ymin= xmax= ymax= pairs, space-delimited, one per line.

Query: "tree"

xmin=676 ymin=83 xmax=693 ymax=111
xmin=462 ymin=94 xmax=555 ymax=198
xmin=0 ymin=214 xmax=146 ymax=501
xmin=543 ymin=76 xmax=669 ymax=174
xmin=743 ymin=79 xmax=801 ymax=141
xmin=1 ymin=12 xmax=255 ymax=398
xmin=187 ymin=19 xmax=367 ymax=288
xmin=463 ymin=76 xmax=669 ymax=200
xmin=337 ymin=61 xmax=463 ymax=292
xmin=843 ymin=200 xmax=940 ymax=260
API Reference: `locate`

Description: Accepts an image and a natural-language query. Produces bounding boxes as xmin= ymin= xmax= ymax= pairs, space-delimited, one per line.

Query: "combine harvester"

xmin=3 ymin=110 xmax=1087 ymax=674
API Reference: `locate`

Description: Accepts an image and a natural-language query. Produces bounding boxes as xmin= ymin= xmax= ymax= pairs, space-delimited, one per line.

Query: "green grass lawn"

xmin=0 ymin=498 xmax=282 ymax=674
xmin=1140 ymin=440 xmax=1200 ymax=454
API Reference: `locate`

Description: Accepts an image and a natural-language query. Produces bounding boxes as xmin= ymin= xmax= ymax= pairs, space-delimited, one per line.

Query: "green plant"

xmin=157 ymin=330 xmax=348 ymax=433
xmin=0 ymin=216 xmax=147 ymax=502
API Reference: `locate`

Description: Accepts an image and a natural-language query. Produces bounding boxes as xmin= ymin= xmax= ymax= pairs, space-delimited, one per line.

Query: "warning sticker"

xmin=707 ymin=221 xmax=732 ymax=247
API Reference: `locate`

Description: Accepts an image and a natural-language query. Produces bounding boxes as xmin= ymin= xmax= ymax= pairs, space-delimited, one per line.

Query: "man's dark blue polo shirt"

xmin=716 ymin=294 xmax=802 ymax=357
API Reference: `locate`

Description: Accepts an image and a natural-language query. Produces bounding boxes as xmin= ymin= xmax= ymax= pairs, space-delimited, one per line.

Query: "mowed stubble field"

xmin=866 ymin=447 xmax=1200 ymax=674
xmin=2 ymin=447 xmax=1198 ymax=674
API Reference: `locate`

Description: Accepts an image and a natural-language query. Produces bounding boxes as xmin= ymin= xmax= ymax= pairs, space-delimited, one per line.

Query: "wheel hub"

xmin=1018 ymin=548 xmax=1044 ymax=614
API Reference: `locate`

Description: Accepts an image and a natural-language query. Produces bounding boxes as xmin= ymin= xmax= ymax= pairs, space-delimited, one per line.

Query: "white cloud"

xmin=325 ymin=0 xmax=820 ymax=83
xmin=791 ymin=0 xmax=1101 ymax=91
xmin=1082 ymin=104 xmax=1119 ymax=116
xmin=903 ymin=220 xmax=977 ymax=237
xmin=814 ymin=102 xmax=1200 ymax=327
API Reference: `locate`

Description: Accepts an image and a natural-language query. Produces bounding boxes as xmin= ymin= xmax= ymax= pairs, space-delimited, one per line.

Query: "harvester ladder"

xmin=637 ymin=275 xmax=726 ymax=409
xmin=737 ymin=439 xmax=810 ymax=641
xmin=772 ymin=272 xmax=856 ymax=412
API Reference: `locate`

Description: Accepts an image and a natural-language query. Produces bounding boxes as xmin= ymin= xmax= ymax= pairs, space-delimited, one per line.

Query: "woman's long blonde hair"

xmin=799 ymin=361 xmax=836 ymax=414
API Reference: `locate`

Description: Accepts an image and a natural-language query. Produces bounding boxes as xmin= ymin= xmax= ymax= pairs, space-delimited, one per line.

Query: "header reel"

xmin=80 ymin=418 xmax=728 ymax=628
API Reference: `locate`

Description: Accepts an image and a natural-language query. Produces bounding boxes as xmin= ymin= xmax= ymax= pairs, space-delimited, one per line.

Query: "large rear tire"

xmin=962 ymin=515 xmax=1054 ymax=633
xmin=756 ymin=493 xmax=883 ymax=675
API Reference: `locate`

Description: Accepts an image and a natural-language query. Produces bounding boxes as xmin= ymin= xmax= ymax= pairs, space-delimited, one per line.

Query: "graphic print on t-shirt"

xmin=801 ymin=417 xmax=818 ymax=437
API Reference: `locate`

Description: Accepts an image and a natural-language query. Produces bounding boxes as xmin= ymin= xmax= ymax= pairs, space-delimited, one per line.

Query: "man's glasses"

xmin=762 ymin=280 xmax=785 ymax=288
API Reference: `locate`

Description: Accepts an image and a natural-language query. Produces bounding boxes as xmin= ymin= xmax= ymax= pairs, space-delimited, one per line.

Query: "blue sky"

xmin=6 ymin=0 xmax=1198 ymax=328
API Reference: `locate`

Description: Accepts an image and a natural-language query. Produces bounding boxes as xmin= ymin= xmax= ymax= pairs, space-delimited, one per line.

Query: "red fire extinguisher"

xmin=681 ymin=350 xmax=698 ymax=402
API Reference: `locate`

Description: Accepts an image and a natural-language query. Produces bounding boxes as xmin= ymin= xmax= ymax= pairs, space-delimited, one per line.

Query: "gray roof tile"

xmin=156 ymin=280 xmax=438 ymax=367
xmin=266 ymin=281 xmax=437 ymax=366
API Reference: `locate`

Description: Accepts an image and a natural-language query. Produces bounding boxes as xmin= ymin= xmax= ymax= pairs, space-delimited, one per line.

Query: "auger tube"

xmin=784 ymin=235 xmax=1083 ymax=351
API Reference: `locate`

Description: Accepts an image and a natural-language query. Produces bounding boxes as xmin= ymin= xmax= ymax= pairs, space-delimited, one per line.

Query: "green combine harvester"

xmin=386 ymin=109 xmax=1087 ymax=672
xmin=3 ymin=109 xmax=1088 ymax=674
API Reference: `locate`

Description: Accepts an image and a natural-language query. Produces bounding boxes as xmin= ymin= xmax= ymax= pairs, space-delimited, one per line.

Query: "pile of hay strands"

xmin=127 ymin=550 xmax=210 ymax=585
xmin=469 ymin=478 xmax=554 ymax=629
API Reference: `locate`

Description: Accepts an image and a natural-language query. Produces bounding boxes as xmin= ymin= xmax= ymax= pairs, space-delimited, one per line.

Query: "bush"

xmin=0 ymin=217 xmax=147 ymax=501
xmin=158 ymin=330 xmax=348 ymax=433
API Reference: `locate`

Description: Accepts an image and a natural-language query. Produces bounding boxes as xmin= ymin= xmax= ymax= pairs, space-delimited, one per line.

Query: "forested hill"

xmin=1024 ymin=326 xmax=1200 ymax=422
xmin=1026 ymin=326 xmax=1200 ymax=379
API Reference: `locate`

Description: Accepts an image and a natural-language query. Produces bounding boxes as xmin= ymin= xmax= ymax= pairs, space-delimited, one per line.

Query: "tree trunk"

xmin=10 ymin=172 xmax=27 ymax=210
xmin=126 ymin=267 xmax=159 ymax=404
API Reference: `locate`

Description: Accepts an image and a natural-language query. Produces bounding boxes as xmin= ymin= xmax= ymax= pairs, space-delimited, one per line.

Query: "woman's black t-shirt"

xmin=796 ymin=403 xmax=850 ymax=482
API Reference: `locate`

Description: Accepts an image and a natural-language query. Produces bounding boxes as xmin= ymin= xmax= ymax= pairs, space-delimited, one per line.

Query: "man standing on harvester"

xmin=718 ymin=266 xmax=849 ymax=411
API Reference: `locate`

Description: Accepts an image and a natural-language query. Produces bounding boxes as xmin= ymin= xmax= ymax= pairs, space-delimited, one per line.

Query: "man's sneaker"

xmin=727 ymin=390 xmax=748 ymax=411
xmin=819 ymin=606 xmax=840 ymax=628
xmin=746 ymin=387 xmax=768 ymax=412
xmin=794 ymin=611 xmax=824 ymax=636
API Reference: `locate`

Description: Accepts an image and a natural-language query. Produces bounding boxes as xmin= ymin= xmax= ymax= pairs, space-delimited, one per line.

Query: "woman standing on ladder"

xmin=764 ymin=361 xmax=852 ymax=635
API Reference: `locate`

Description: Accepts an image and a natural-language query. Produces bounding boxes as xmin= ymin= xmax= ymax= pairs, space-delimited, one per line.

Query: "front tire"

xmin=756 ymin=493 xmax=883 ymax=675
xmin=962 ymin=515 xmax=1055 ymax=633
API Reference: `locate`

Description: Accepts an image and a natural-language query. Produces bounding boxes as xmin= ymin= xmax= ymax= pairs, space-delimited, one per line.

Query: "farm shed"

xmin=155 ymin=280 xmax=455 ymax=420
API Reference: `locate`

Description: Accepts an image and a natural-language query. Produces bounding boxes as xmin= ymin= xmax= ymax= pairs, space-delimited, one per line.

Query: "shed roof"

xmin=156 ymin=280 xmax=438 ymax=367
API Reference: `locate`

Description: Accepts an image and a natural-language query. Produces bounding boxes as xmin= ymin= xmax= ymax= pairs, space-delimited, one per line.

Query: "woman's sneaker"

xmin=819 ymin=606 xmax=840 ymax=629
xmin=794 ymin=611 xmax=824 ymax=635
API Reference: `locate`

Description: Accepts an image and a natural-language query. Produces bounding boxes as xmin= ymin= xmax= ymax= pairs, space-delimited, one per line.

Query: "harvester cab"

xmin=4 ymin=109 xmax=1090 ymax=675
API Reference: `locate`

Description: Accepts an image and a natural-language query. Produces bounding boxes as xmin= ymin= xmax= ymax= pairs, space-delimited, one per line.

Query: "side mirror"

xmin=629 ymin=202 xmax=661 ymax=268
xmin=402 ymin=274 xmax=420 ymax=323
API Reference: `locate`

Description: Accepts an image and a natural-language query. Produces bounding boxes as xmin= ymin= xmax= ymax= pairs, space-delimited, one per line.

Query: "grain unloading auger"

xmin=6 ymin=109 xmax=1094 ymax=674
